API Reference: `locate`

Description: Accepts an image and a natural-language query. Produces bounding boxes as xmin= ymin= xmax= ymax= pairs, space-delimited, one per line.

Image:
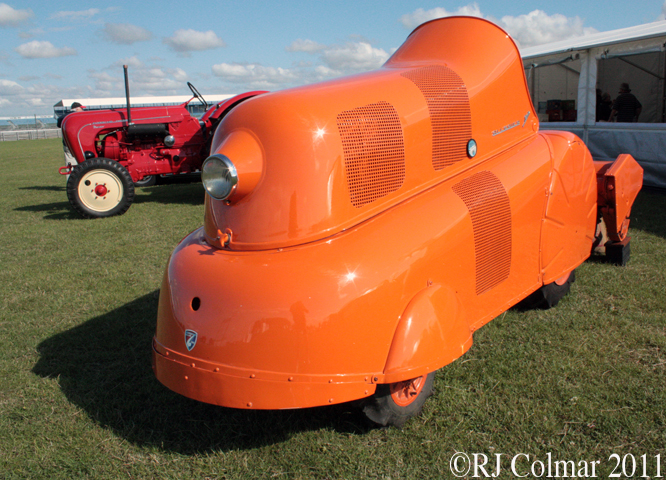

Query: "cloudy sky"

xmin=1 ymin=0 xmax=666 ymax=117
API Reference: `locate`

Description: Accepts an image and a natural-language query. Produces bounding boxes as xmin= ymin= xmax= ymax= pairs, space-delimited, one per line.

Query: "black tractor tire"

xmin=66 ymin=158 xmax=135 ymax=219
xmin=134 ymin=175 xmax=157 ymax=187
xmin=520 ymin=270 xmax=576 ymax=310
xmin=362 ymin=372 xmax=435 ymax=428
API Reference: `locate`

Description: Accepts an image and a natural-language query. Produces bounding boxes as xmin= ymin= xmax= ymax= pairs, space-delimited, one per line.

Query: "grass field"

xmin=1 ymin=138 xmax=665 ymax=479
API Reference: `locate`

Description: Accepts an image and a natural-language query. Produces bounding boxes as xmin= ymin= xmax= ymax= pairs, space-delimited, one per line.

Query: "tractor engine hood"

xmin=204 ymin=16 xmax=538 ymax=251
xmin=60 ymin=106 xmax=190 ymax=162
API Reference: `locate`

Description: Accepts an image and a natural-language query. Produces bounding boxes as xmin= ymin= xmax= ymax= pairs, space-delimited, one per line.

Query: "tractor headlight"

xmin=202 ymin=154 xmax=238 ymax=200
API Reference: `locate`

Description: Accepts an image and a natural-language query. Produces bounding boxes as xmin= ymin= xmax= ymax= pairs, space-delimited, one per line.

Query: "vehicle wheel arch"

xmin=539 ymin=131 xmax=597 ymax=283
xmin=382 ymin=283 xmax=472 ymax=384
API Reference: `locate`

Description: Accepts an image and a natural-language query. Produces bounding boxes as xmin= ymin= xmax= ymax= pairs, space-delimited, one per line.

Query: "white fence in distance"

xmin=0 ymin=129 xmax=62 ymax=142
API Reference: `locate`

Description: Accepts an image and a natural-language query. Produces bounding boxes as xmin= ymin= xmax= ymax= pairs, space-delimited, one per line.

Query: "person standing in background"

xmin=609 ymin=83 xmax=642 ymax=122
xmin=57 ymin=102 xmax=86 ymax=177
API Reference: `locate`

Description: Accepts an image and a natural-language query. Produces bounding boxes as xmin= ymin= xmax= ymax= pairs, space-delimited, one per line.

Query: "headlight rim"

xmin=202 ymin=153 xmax=238 ymax=200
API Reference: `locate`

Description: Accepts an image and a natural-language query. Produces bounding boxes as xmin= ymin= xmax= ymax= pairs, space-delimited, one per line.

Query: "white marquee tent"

xmin=521 ymin=20 xmax=666 ymax=188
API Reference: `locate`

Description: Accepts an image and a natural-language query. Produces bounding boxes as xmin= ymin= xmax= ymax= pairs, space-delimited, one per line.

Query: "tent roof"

xmin=521 ymin=20 xmax=666 ymax=60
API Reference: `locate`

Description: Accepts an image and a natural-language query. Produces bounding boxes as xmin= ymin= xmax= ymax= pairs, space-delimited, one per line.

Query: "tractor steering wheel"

xmin=187 ymin=82 xmax=208 ymax=109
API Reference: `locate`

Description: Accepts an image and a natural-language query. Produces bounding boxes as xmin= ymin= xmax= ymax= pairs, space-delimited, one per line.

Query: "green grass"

xmin=1 ymin=138 xmax=665 ymax=479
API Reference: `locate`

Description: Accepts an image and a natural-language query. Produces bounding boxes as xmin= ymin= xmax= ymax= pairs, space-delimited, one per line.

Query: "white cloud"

xmin=400 ymin=4 xmax=483 ymax=29
xmin=321 ymin=42 xmax=389 ymax=72
xmin=89 ymin=63 xmax=190 ymax=95
xmin=132 ymin=68 xmax=188 ymax=91
xmin=211 ymin=36 xmax=390 ymax=90
xmin=111 ymin=56 xmax=144 ymax=69
xmin=163 ymin=29 xmax=225 ymax=53
xmin=15 ymin=41 xmax=76 ymax=59
xmin=89 ymin=71 xmax=122 ymax=92
xmin=26 ymin=97 xmax=45 ymax=107
xmin=0 ymin=78 xmax=24 ymax=94
xmin=211 ymin=37 xmax=390 ymax=90
xmin=314 ymin=65 xmax=338 ymax=77
xmin=286 ymin=39 xmax=326 ymax=53
xmin=50 ymin=8 xmax=100 ymax=21
xmin=500 ymin=10 xmax=596 ymax=47
xmin=211 ymin=63 xmax=297 ymax=87
xmin=0 ymin=79 xmax=96 ymax=116
xmin=0 ymin=3 xmax=33 ymax=27
xmin=103 ymin=23 xmax=152 ymax=44
xmin=399 ymin=4 xmax=597 ymax=48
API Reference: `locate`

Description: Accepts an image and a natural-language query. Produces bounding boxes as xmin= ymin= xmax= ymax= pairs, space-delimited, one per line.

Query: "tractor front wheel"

xmin=362 ymin=372 xmax=435 ymax=428
xmin=67 ymin=158 xmax=135 ymax=218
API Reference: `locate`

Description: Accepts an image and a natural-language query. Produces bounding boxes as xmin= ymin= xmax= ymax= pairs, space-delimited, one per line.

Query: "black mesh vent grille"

xmin=337 ymin=101 xmax=406 ymax=208
xmin=453 ymin=171 xmax=512 ymax=295
xmin=402 ymin=65 xmax=472 ymax=170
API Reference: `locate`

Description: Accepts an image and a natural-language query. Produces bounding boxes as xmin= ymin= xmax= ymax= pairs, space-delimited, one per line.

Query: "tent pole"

xmin=662 ymin=49 xmax=666 ymax=122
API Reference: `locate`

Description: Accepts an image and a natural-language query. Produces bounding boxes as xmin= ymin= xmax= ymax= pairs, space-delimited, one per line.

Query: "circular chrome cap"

xmin=164 ymin=135 xmax=176 ymax=147
xmin=202 ymin=154 xmax=238 ymax=200
xmin=467 ymin=139 xmax=477 ymax=158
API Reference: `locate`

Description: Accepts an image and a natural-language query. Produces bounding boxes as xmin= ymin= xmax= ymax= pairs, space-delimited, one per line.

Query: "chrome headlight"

xmin=202 ymin=154 xmax=238 ymax=200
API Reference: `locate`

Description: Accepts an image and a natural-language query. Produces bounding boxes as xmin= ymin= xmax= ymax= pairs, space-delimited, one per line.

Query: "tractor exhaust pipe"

xmin=124 ymin=65 xmax=133 ymax=125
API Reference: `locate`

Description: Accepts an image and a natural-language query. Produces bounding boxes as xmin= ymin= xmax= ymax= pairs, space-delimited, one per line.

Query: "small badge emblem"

xmin=185 ymin=329 xmax=198 ymax=351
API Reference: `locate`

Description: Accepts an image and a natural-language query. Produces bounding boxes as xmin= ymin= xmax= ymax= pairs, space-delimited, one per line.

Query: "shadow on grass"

xmin=14 ymin=201 xmax=82 ymax=220
xmin=33 ymin=291 xmax=371 ymax=454
xmin=19 ymin=186 xmax=66 ymax=192
xmin=630 ymin=188 xmax=666 ymax=239
xmin=14 ymin=182 xmax=204 ymax=219
xmin=132 ymin=182 xmax=204 ymax=207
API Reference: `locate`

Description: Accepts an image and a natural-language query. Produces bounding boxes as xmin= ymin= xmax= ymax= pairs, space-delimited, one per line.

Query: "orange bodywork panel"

xmin=594 ymin=155 xmax=644 ymax=242
xmin=152 ymin=17 xmax=642 ymax=411
xmin=539 ymin=131 xmax=599 ymax=285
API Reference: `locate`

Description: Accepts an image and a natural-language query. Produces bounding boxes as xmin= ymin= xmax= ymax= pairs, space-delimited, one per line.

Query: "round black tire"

xmin=133 ymin=175 xmax=156 ymax=187
xmin=521 ymin=270 xmax=576 ymax=310
xmin=66 ymin=158 xmax=135 ymax=219
xmin=362 ymin=372 xmax=435 ymax=428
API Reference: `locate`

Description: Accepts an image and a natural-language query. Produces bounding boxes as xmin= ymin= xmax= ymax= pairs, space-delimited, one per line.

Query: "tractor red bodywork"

xmin=60 ymin=91 xmax=265 ymax=183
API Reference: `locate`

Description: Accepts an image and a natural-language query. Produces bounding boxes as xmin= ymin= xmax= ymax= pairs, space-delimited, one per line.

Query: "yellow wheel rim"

xmin=78 ymin=169 xmax=124 ymax=213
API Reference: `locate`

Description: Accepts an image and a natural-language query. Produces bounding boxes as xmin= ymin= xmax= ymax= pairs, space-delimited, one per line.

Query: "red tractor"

xmin=59 ymin=67 xmax=266 ymax=218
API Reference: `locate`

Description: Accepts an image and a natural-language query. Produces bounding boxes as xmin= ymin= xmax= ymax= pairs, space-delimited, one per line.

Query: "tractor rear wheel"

xmin=67 ymin=158 xmax=135 ymax=218
xmin=362 ymin=372 xmax=435 ymax=428
xmin=134 ymin=175 xmax=156 ymax=187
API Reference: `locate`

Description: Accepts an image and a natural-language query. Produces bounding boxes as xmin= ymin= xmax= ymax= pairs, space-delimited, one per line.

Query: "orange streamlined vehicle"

xmin=152 ymin=17 xmax=643 ymax=427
